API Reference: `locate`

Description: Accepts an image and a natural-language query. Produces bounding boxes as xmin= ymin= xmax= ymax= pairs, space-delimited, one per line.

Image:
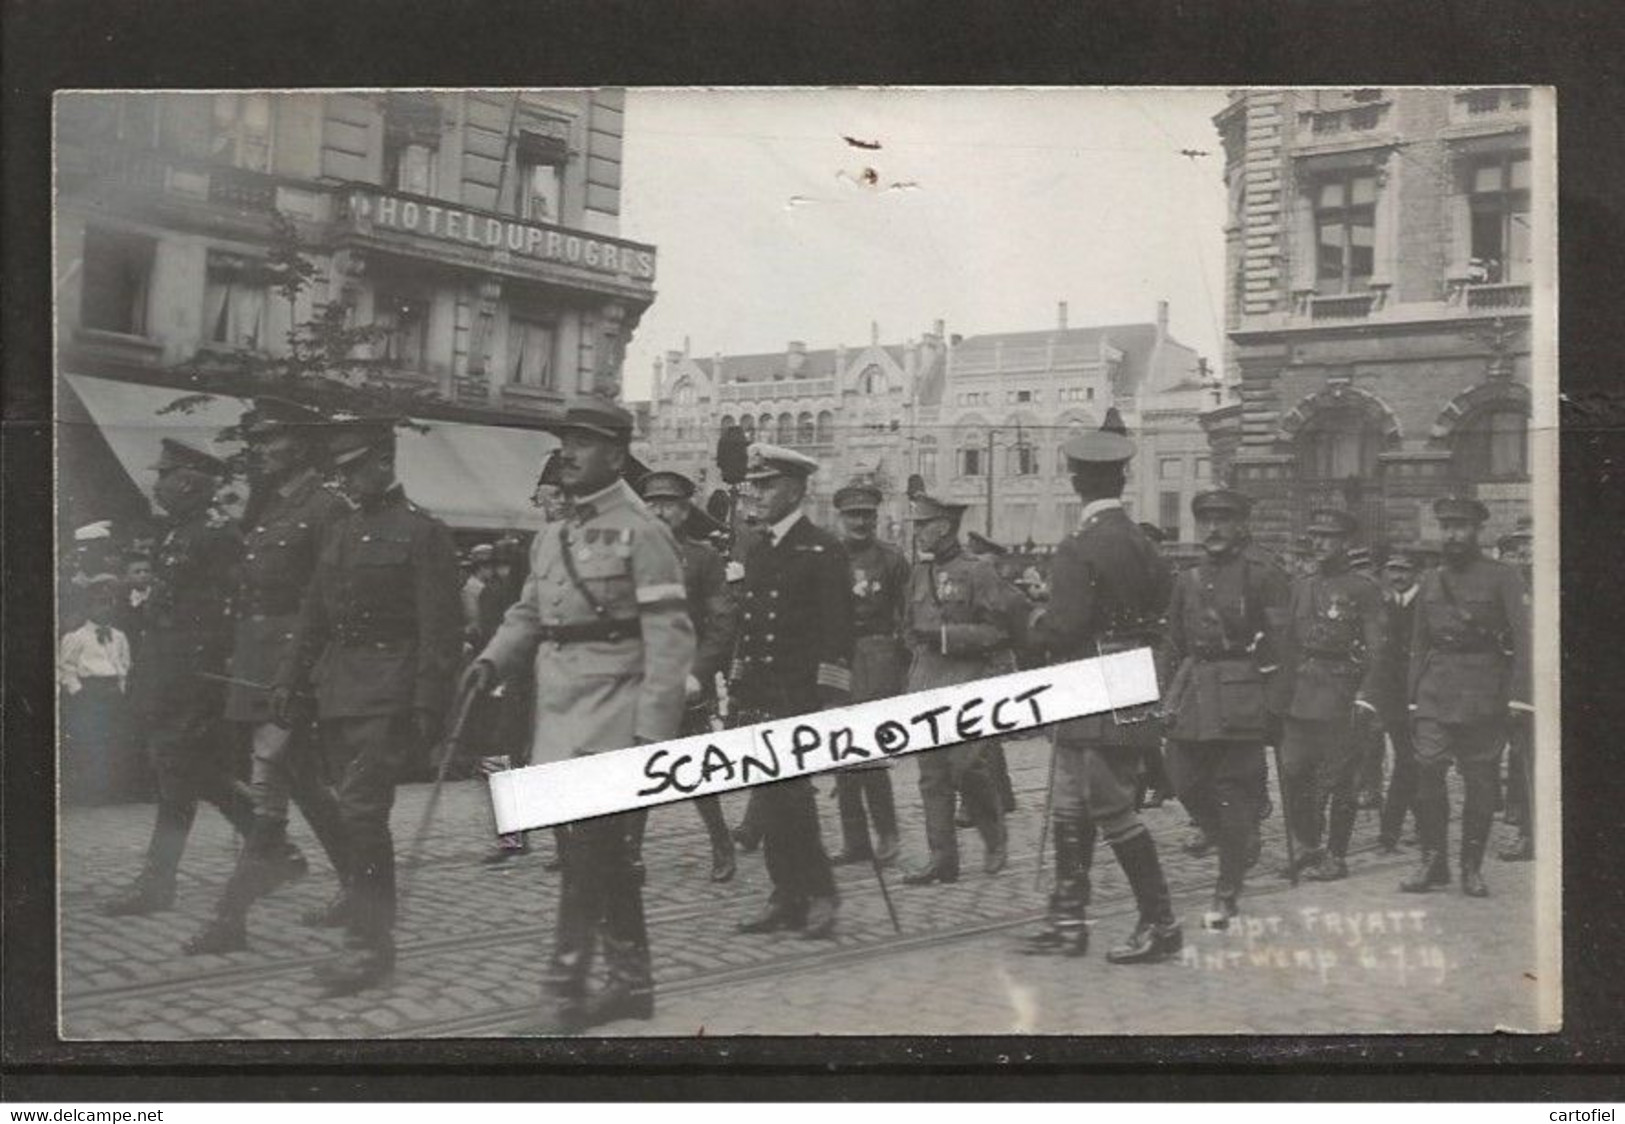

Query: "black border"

xmin=6 ymin=0 xmax=1625 ymax=1100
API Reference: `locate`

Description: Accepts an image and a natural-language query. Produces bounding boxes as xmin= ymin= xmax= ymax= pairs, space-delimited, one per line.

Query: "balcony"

xmin=1449 ymin=88 xmax=1531 ymax=126
xmin=1295 ymin=289 xmax=1384 ymax=321
xmin=1455 ymin=281 xmax=1532 ymax=312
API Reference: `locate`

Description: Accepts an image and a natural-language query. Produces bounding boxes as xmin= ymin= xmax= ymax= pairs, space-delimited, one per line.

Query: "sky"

xmin=616 ymin=88 xmax=1231 ymax=402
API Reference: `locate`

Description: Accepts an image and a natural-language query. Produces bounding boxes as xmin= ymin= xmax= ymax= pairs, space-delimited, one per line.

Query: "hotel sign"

xmin=345 ymin=190 xmax=656 ymax=283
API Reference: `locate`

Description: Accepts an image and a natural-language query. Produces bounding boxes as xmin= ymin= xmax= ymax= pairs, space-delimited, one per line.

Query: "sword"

xmin=195 ymin=671 xmax=311 ymax=697
xmin=869 ymin=848 xmax=902 ymax=934
xmin=1272 ymin=737 xmax=1298 ymax=887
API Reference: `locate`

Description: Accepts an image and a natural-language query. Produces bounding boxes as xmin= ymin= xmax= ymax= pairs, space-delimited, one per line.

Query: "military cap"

xmin=1059 ymin=427 xmax=1135 ymax=466
xmin=966 ymin=530 xmax=1008 ymax=556
xmin=73 ymin=520 xmax=113 ymax=543
xmin=1305 ymin=507 xmax=1358 ymax=536
xmin=243 ymin=396 xmax=325 ymax=438
xmin=326 ymin=417 xmax=398 ymax=468
xmin=638 ymin=470 xmax=698 ymax=502
xmin=743 ymin=442 xmax=819 ymax=481
xmin=833 ymin=483 xmax=882 ymax=512
xmin=1346 ymin=545 xmax=1374 ymax=571
xmin=908 ymin=494 xmax=968 ymax=523
xmin=468 ymin=543 xmax=495 ymax=563
xmin=1434 ymin=495 xmax=1490 ymax=524
xmin=548 ymin=397 xmax=634 ymax=444
xmin=1191 ymin=488 xmax=1254 ymax=519
xmin=1498 ymin=528 xmax=1533 ymax=550
xmin=151 ymin=438 xmax=228 ymax=477
xmin=1383 ymin=551 xmax=1417 ymax=572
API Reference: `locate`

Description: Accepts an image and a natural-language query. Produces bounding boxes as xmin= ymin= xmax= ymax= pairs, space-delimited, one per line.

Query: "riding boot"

xmin=1400 ymin=789 xmax=1452 ymax=892
xmin=1459 ymin=764 xmax=1496 ymax=898
xmin=529 ymin=827 xmax=600 ymax=1032
xmin=1019 ymin=816 xmax=1092 ymax=957
xmin=184 ymin=817 xmax=284 ymax=954
xmin=1105 ymin=831 xmax=1183 ymax=965
xmin=694 ymin=794 xmax=736 ymax=882
xmin=587 ymin=819 xmax=654 ymax=1027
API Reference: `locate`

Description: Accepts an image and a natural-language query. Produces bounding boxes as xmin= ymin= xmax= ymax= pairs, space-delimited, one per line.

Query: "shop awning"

xmin=61 ymin=373 xmax=556 ymax=531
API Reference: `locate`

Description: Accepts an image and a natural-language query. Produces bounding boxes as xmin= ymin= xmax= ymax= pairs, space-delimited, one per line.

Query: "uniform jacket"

xmin=677 ymin=534 xmax=739 ymax=689
xmin=903 ymin=541 xmax=1011 ymax=692
xmin=1031 ymin=502 xmax=1171 ymax=747
xmin=479 ymin=478 xmax=694 ymax=762
xmin=128 ymin=509 xmax=241 ymax=720
xmin=1163 ymin=542 xmax=1291 ymax=743
xmin=731 ymin=512 xmax=853 ymax=717
xmin=844 ymin=538 xmax=911 ymax=702
xmin=1409 ymin=553 xmax=1531 ymax=723
xmin=225 ymin=469 xmax=350 ymax=723
xmin=1279 ymin=557 xmax=1386 ymax=722
xmin=277 ymin=485 xmax=462 ymax=722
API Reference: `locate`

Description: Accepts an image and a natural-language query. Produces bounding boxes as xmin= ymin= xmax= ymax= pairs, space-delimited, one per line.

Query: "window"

xmin=1468 ymin=154 xmax=1532 ymax=284
xmin=1058 ymin=500 xmax=1082 ymax=530
xmin=739 ymin=415 xmax=756 ymax=438
xmin=212 ymin=93 xmax=273 ymax=171
xmin=777 ymin=413 xmax=794 ymax=443
xmin=507 ymin=315 xmax=556 ymax=388
xmin=1195 ymin=456 xmax=1212 ymax=481
xmin=1009 ymin=443 xmax=1038 ymax=477
xmin=1454 ymin=408 xmax=1528 ymax=480
xmin=515 ymin=129 xmax=568 ymax=221
xmin=376 ymin=291 xmax=429 ymax=372
xmin=758 ymin=413 xmax=774 ymax=441
xmin=1159 ymin=492 xmax=1182 ymax=541
xmin=796 ymin=412 xmax=815 ymax=445
xmin=203 ymin=253 xmax=267 ymax=349
xmin=960 ymin=446 xmax=984 ymax=477
xmin=80 ymin=228 xmax=153 ymax=336
xmin=382 ymin=93 xmax=441 ymax=195
xmin=918 ymin=448 xmax=938 ymax=481
xmin=816 ymin=410 xmax=834 ymax=443
xmin=719 ymin=414 xmax=736 ymax=433
xmin=1298 ymin=408 xmax=1382 ymax=479
xmin=1314 ymin=171 xmax=1377 ymax=294
xmin=1016 ymin=389 xmax=1034 ymax=403
xmin=860 ymin=365 xmax=885 ymax=395
xmin=1159 ymin=457 xmax=1183 ymax=480
xmin=672 ymin=378 xmax=695 ymax=406
xmin=384 ymin=138 xmax=437 ymax=196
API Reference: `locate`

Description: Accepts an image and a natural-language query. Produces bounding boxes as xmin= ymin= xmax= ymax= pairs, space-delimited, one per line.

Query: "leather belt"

xmin=536 ymin=618 xmax=641 ymax=643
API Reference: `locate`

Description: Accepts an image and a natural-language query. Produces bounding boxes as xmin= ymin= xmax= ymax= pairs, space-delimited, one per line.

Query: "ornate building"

xmin=1204 ymin=88 xmax=1541 ymax=551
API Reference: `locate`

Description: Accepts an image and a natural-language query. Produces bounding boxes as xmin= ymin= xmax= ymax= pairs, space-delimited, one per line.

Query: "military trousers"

xmin=917 ymin=739 xmax=999 ymax=875
xmin=1167 ymin=740 xmax=1264 ymax=898
xmin=1413 ymin=718 xmax=1505 ymax=869
xmin=139 ymin=691 xmax=255 ymax=891
xmin=835 ymin=767 xmax=897 ymax=856
xmin=1052 ymin=740 xmax=1144 ymax=845
xmin=546 ymin=809 xmax=651 ymax=1000
xmin=1048 ymin=738 xmax=1172 ymax=929
xmin=1280 ymin=717 xmax=1364 ymax=858
xmin=745 ymin=778 xmax=837 ymax=904
xmin=1378 ymin=710 xmax=1419 ymax=845
xmin=315 ymin=713 xmax=411 ymax=949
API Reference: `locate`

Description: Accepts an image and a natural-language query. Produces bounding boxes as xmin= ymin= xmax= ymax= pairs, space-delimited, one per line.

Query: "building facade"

xmin=1206 ymin=88 xmax=1538 ymax=552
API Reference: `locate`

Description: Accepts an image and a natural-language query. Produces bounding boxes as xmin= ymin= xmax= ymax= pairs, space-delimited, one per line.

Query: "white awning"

xmin=62 ymin=373 xmax=555 ymax=531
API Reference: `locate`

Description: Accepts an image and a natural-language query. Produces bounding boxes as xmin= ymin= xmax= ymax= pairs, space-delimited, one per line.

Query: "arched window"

xmin=719 ymin=414 xmax=736 ymax=433
xmin=959 ymin=432 xmax=985 ymax=477
xmin=1297 ymin=407 xmax=1382 ymax=480
xmin=778 ymin=412 xmax=795 ymax=443
xmin=796 ymin=412 xmax=815 ymax=445
xmin=740 ymin=415 xmax=756 ymax=439
xmin=759 ymin=412 xmax=775 ymax=442
xmin=1454 ymin=407 xmax=1528 ymax=480
xmin=816 ymin=410 xmax=834 ymax=443
xmin=672 ymin=377 xmax=695 ymax=406
xmin=860 ymin=364 xmax=885 ymax=395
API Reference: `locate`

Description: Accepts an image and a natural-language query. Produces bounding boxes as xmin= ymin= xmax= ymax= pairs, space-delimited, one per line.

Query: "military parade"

xmin=55 ymin=392 xmax=1538 ymax=1034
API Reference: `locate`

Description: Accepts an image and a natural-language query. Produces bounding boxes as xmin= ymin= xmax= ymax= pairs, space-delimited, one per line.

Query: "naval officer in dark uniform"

xmin=1161 ymin=488 xmax=1290 ymax=928
xmin=1401 ymin=496 xmax=1532 ymax=897
xmin=831 ymin=481 xmax=908 ymax=866
xmin=273 ymin=418 xmax=463 ymax=995
xmin=637 ymin=468 xmax=740 ymax=883
xmin=184 ymin=398 xmax=352 ymax=953
xmin=1276 ymin=507 xmax=1386 ymax=884
xmin=730 ymin=443 xmax=852 ymax=939
xmin=1023 ymin=419 xmax=1181 ymax=964
xmin=102 ymin=439 xmax=256 ymax=917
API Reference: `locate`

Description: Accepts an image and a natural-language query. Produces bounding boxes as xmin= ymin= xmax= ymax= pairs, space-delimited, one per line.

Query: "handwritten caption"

xmin=487 ymin=649 xmax=1158 ymax=833
xmin=1182 ymin=907 xmax=1453 ymax=985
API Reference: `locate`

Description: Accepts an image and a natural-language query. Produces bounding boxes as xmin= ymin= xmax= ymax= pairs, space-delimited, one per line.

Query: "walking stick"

xmin=869 ymin=850 xmax=902 ymax=933
xmin=1272 ymin=736 xmax=1298 ymax=887
xmin=1034 ymin=727 xmax=1059 ymax=891
xmin=400 ymin=679 xmax=485 ymax=905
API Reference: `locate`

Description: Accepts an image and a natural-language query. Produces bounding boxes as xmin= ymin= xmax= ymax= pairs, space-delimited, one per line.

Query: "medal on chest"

xmin=936 ymin=573 xmax=960 ymax=601
xmin=853 ymin=568 xmax=881 ymax=598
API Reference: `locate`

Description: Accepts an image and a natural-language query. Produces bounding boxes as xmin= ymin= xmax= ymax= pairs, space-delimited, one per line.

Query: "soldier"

xmin=1021 ymin=421 xmax=1180 ymax=963
xmin=183 ymin=398 xmax=352 ymax=953
xmin=1401 ymin=497 xmax=1531 ymax=897
xmin=1161 ymin=489 xmax=1290 ymax=928
xmin=637 ymin=468 xmax=740 ymax=882
xmin=271 ymin=418 xmax=463 ymax=995
xmin=464 ymin=400 xmax=694 ymax=1031
xmin=899 ymin=495 xmax=1010 ymax=885
xmin=1376 ymin=550 xmax=1423 ymax=853
xmin=101 ymin=439 xmax=256 ymax=916
xmin=962 ymin=529 xmax=1021 ymax=818
xmin=463 ymin=543 xmax=497 ymax=646
xmin=1276 ymin=508 xmax=1386 ymax=884
xmin=731 ymin=444 xmax=851 ymax=939
xmin=830 ymin=482 xmax=907 ymax=866
xmin=1496 ymin=526 xmax=1535 ymax=863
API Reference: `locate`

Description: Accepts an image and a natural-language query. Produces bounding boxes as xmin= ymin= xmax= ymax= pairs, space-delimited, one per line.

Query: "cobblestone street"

xmin=58 ymin=736 xmax=1553 ymax=1039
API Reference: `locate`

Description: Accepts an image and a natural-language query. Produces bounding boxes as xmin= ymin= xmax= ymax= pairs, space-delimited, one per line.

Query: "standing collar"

xmin=569 ymin=478 xmax=630 ymax=523
xmin=769 ymin=507 xmax=805 ymax=546
xmin=1079 ymin=498 xmax=1123 ymax=526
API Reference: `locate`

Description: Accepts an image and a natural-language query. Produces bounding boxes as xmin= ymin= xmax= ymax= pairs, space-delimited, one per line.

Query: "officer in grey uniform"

xmin=900 ymin=494 xmax=1011 ymax=884
xmin=731 ymin=443 xmax=852 ymax=940
xmin=467 ymin=399 xmax=694 ymax=1032
xmin=1022 ymin=420 xmax=1181 ymax=964
xmin=831 ymin=481 xmax=907 ymax=866
xmin=1401 ymin=496 xmax=1531 ymax=897
xmin=184 ymin=398 xmax=352 ymax=953
xmin=1161 ymin=488 xmax=1290 ymax=928
xmin=637 ymin=468 xmax=740 ymax=882
xmin=1276 ymin=507 xmax=1386 ymax=884
xmin=273 ymin=418 xmax=463 ymax=995
xmin=102 ymin=439 xmax=256 ymax=917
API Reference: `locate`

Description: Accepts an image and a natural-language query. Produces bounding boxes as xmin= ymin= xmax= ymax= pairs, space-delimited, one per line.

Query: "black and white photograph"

xmin=51 ymin=86 xmax=1558 ymax=1039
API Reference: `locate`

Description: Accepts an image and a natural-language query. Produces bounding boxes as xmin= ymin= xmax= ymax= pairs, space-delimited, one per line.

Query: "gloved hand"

xmin=685 ymin=674 xmax=703 ymax=701
xmin=459 ymin=659 xmax=497 ymax=700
